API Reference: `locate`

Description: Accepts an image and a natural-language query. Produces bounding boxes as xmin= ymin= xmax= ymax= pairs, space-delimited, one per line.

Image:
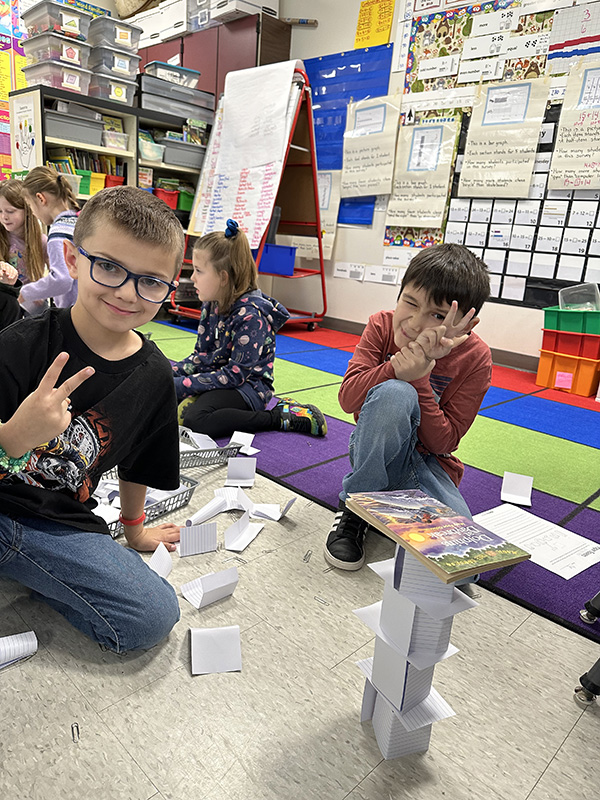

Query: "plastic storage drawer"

xmin=75 ymin=169 xmax=106 ymax=196
xmin=22 ymin=32 xmax=92 ymax=68
xmin=144 ymin=61 xmax=200 ymax=88
xmin=543 ymin=305 xmax=600 ymax=334
xmin=89 ymin=45 xmax=141 ymax=80
xmin=22 ymin=60 xmax=92 ymax=94
xmin=101 ymin=130 xmax=130 ymax=151
xmin=138 ymin=139 xmax=164 ymax=162
xmin=177 ymin=189 xmax=194 ymax=211
xmin=156 ymin=138 xmax=205 ymax=169
xmin=139 ymin=93 xmax=214 ymax=124
xmin=88 ymin=73 xmax=137 ymax=104
xmin=87 ymin=15 xmax=142 ymax=51
xmin=536 ymin=349 xmax=600 ymax=396
xmin=541 ymin=329 xmax=600 ymax=360
xmin=138 ymin=73 xmax=215 ymax=109
xmin=105 ymin=175 xmax=125 ymax=187
xmin=21 ymin=0 xmax=92 ymax=40
xmin=46 ymin=109 xmax=103 ymax=145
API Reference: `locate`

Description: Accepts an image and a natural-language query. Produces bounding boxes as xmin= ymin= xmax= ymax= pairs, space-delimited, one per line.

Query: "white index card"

xmin=0 ymin=631 xmax=38 ymax=670
xmin=533 ymin=152 xmax=551 ymax=173
xmin=190 ymin=625 xmax=242 ymax=675
xmin=363 ymin=265 xmax=399 ymax=284
xmin=224 ymin=511 xmax=264 ymax=551
xmin=225 ymin=457 xmax=256 ymax=487
xmin=448 ymin=198 xmax=470 ymax=222
xmin=569 ymin=201 xmax=598 ymax=229
xmin=470 ymin=199 xmax=493 ymax=223
xmin=536 ymin=226 xmax=563 ymax=253
xmin=492 ymin=199 xmax=516 ymax=224
xmin=541 ymin=200 xmax=569 ymax=227
xmin=515 ymin=200 xmax=540 ymax=227
xmin=501 ymin=276 xmax=526 ymax=301
xmin=528 ymin=173 xmax=547 ymax=200
xmin=360 ymin=676 xmax=377 ymax=723
xmin=179 ymin=522 xmax=218 ymax=557
xmin=510 ymin=225 xmax=534 ymax=251
xmin=574 ymin=189 xmax=600 ymax=201
xmin=465 ymin=223 xmax=487 ymax=248
xmin=585 ymin=257 xmax=600 ymax=283
xmin=251 ymin=496 xmax=297 ymax=521
xmin=501 ymin=471 xmax=533 ymax=506
xmin=588 ymin=229 xmax=600 ymax=256
xmin=561 ymin=228 xmax=590 ymax=256
xmin=185 ymin=496 xmax=227 ymax=526
xmin=557 ymin=255 xmax=585 ymax=282
xmin=444 ymin=220 xmax=466 ymax=244
xmin=187 ymin=431 xmax=219 ymax=450
xmin=506 ymin=251 xmax=531 ymax=276
xmin=489 ymin=274 xmax=501 ymax=297
xmin=483 ymin=249 xmax=506 ymax=274
xmin=488 ymin=224 xmax=512 ymax=249
xmin=181 ymin=566 xmax=239 ymax=609
xmin=368 ymin=557 xmax=395 ymax=585
xmin=229 ymin=431 xmax=260 ymax=456
xmin=530 ymin=252 xmax=557 ymax=279
xmin=148 ymin=542 xmax=173 ymax=579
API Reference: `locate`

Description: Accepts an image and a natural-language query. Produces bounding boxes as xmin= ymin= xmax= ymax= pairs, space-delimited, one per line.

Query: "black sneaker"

xmin=324 ymin=508 xmax=367 ymax=570
xmin=275 ymin=397 xmax=327 ymax=437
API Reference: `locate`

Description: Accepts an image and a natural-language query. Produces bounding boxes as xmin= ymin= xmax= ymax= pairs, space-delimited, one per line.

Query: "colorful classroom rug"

xmin=141 ymin=319 xmax=600 ymax=646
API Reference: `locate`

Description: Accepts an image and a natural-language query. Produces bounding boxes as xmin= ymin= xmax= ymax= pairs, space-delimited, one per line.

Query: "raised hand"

xmin=0 ymin=352 xmax=94 ymax=457
xmin=414 ymin=301 xmax=476 ymax=361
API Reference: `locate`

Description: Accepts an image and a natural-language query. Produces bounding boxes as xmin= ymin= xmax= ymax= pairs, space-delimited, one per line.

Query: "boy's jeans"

xmin=341 ymin=380 xmax=476 ymax=584
xmin=0 ymin=513 xmax=180 ymax=653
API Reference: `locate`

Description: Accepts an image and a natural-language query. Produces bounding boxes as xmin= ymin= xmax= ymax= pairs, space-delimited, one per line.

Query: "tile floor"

xmin=2 ymin=464 xmax=600 ymax=800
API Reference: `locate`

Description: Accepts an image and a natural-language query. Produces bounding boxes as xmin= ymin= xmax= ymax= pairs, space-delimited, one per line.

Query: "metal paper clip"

xmin=71 ymin=722 xmax=80 ymax=743
xmin=323 ymin=566 xmax=334 ymax=573
xmin=303 ymin=549 xmax=312 ymax=562
xmin=314 ymin=595 xmax=330 ymax=606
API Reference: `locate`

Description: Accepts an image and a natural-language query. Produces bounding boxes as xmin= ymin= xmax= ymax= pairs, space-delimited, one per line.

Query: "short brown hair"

xmin=193 ymin=228 xmax=257 ymax=314
xmin=22 ymin=165 xmax=80 ymax=212
xmin=400 ymin=244 xmax=490 ymax=315
xmin=73 ymin=186 xmax=184 ymax=274
xmin=0 ymin=179 xmax=46 ymax=281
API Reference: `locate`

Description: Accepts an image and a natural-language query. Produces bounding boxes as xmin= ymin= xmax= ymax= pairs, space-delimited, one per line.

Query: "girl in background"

xmin=174 ymin=219 xmax=327 ymax=439
xmin=0 ymin=179 xmax=47 ymax=315
xmin=20 ymin=166 xmax=79 ymax=309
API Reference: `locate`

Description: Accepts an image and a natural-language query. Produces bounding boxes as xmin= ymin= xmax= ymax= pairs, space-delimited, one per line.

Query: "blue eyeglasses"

xmin=78 ymin=247 xmax=177 ymax=304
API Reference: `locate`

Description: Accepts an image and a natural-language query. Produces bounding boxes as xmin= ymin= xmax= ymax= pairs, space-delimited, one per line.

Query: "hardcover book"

xmin=346 ymin=490 xmax=530 ymax=584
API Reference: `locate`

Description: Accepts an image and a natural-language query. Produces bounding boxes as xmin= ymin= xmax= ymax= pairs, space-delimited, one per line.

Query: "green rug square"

xmin=138 ymin=321 xmax=197 ymax=342
xmin=273 ymin=359 xmax=342 ymax=395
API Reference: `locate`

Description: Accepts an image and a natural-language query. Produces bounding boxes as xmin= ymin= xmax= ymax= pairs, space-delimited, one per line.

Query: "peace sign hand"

xmin=0 ymin=352 xmax=94 ymax=458
xmin=414 ymin=301 xmax=476 ymax=362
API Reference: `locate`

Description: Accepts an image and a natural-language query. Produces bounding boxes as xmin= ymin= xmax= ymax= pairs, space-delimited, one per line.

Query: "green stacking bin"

xmin=543 ymin=305 xmax=600 ymax=334
xmin=177 ymin=189 xmax=194 ymax=212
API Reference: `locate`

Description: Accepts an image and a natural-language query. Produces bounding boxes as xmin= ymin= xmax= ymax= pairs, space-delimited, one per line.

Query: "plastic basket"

xmin=177 ymin=189 xmax=194 ymax=212
xmin=105 ymin=174 xmax=125 ymax=188
xmin=254 ymin=243 xmax=296 ymax=276
xmin=179 ymin=428 xmax=241 ymax=468
xmin=138 ymin=139 xmax=165 ymax=162
xmin=543 ymin=306 xmax=600 ymax=334
xmin=89 ymin=171 xmax=106 ymax=195
xmin=536 ymin=349 xmax=600 ymax=396
xmin=154 ymin=187 xmax=178 ymax=209
xmin=75 ymin=168 xmax=91 ymax=194
xmin=541 ymin=329 xmax=600 ymax=360
xmin=100 ymin=473 xmax=199 ymax=537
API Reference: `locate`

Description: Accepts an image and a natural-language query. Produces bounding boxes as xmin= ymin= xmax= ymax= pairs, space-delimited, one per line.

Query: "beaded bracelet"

xmin=0 ymin=424 xmax=32 ymax=474
xmin=118 ymin=512 xmax=146 ymax=527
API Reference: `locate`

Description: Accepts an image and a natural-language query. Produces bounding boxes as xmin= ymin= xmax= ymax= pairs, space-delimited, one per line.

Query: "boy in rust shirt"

xmin=324 ymin=244 xmax=491 ymax=571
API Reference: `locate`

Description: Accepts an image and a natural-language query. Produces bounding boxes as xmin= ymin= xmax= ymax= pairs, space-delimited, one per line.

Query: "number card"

xmin=448 ymin=198 xmax=471 ymax=222
xmin=510 ymin=225 xmax=535 ymax=250
xmin=465 ymin=222 xmax=488 ymax=247
xmin=530 ymin=252 xmax=557 ymax=278
xmin=483 ymin=248 xmax=507 ymax=274
xmin=507 ymin=251 xmax=531 ymax=276
xmin=561 ymin=228 xmax=590 ymax=255
xmin=470 ymin=199 xmax=494 ymax=223
xmin=557 ymin=255 xmax=585 ymax=282
xmin=488 ymin=224 xmax=512 ymax=248
xmin=528 ymin=173 xmax=548 ymax=200
xmin=444 ymin=221 xmax=466 ymax=244
xmin=540 ymin=200 xmax=569 ymax=227
xmin=588 ymin=229 xmax=600 ymax=256
xmin=489 ymin=273 xmax=502 ymax=297
xmin=515 ymin=200 xmax=541 ymax=226
xmin=492 ymin=200 xmax=516 ymax=224
xmin=568 ymin=201 xmax=598 ymax=229
xmin=536 ymin=226 xmax=563 ymax=253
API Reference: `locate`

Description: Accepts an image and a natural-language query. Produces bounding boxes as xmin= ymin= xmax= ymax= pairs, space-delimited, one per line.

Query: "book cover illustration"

xmin=348 ymin=490 xmax=530 ymax=579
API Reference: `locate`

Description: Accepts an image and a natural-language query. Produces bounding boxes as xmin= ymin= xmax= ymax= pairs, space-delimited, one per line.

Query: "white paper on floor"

xmin=178 ymin=522 xmax=218 ymax=556
xmin=0 ymin=631 xmax=38 ymax=670
xmin=229 ymin=431 xmax=260 ymax=455
xmin=224 ymin=511 xmax=264 ymax=551
xmin=224 ymin=457 xmax=256 ymax=487
xmin=148 ymin=542 xmax=173 ymax=578
xmin=181 ymin=566 xmax=239 ymax=609
xmin=501 ymin=471 xmax=533 ymax=505
xmin=190 ymin=625 xmax=242 ymax=675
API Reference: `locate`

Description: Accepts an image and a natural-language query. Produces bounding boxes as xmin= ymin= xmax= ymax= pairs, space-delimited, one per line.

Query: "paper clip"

xmin=71 ymin=722 xmax=80 ymax=743
xmin=314 ymin=595 xmax=330 ymax=606
xmin=323 ymin=566 xmax=334 ymax=573
xmin=303 ymin=550 xmax=312 ymax=562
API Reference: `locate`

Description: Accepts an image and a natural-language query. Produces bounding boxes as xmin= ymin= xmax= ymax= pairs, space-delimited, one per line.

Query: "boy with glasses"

xmin=0 ymin=187 xmax=184 ymax=653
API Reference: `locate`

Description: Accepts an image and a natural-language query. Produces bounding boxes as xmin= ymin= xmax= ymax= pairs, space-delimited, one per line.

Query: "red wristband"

xmin=118 ymin=512 xmax=146 ymax=527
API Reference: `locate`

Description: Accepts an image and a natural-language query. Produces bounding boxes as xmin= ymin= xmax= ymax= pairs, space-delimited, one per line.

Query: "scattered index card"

xmin=185 ymin=496 xmax=228 ymax=526
xmin=148 ymin=542 xmax=173 ymax=578
xmin=181 ymin=566 xmax=239 ymax=609
xmin=0 ymin=631 xmax=38 ymax=670
xmin=501 ymin=471 xmax=533 ymax=506
xmin=225 ymin=457 xmax=256 ymax=487
xmin=190 ymin=625 xmax=242 ymax=675
xmin=229 ymin=431 xmax=260 ymax=455
xmin=179 ymin=522 xmax=218 ymax=557
xmin=224 ymin=511 xmax=264 ymax=551
xmin=186 ymin=431 xmax=219 ymax=450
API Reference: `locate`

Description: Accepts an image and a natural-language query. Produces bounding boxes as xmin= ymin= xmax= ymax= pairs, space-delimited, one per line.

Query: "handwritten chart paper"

xmin=0 ymin=631 xmax=38 ymax=670
xmin=459 ymin=80 xmax=547 ymax=198
xmin=549 ymin=61 xmax=600 ymax=191
xmin=475 ymin=505 xmax=600 ymax=580
xmin=387 ymin=116 xmax=458 ymax=228
xmin=354 ymin=0 xmax=395 ymax=48
xmin=341 ymin=96 xmax=401 ymax=197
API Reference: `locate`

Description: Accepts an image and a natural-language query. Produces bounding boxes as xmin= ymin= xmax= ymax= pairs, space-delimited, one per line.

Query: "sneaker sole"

xmin=323 ymin=545 xmax=366 ymax=571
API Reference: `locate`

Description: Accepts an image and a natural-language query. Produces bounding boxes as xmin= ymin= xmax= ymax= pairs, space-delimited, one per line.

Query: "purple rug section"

xmin=283 ymin=455 xmax=351 ymax=510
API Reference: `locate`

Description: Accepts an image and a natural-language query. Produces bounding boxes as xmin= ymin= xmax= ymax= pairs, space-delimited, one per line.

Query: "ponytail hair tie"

xmin=224 ymin=219 xmax=239 ymax=239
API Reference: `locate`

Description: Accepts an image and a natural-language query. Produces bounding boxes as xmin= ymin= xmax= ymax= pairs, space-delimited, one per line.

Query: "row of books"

xmin=47 ymin=146 xmax=124 ymax=177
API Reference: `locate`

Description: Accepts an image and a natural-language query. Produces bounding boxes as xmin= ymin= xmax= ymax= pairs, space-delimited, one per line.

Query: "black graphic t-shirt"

xmin=0 ymin=308 xmax=180 ymax=534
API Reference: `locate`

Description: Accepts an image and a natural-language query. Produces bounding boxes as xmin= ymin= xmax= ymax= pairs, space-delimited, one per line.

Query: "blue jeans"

xmin=0 ymin=514 xmax=180 ymax=653
xmin=341 ymin=380 xmax=476 ymax=584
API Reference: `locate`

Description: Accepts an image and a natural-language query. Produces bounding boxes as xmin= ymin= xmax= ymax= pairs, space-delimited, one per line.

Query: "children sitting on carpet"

xmin=0 ymin=187 xmax=184 ymax=653
xmin=324 ymin=243 xmax=491 ymax=574
xmin=174 ymin=219 xmax=327 ymax=439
